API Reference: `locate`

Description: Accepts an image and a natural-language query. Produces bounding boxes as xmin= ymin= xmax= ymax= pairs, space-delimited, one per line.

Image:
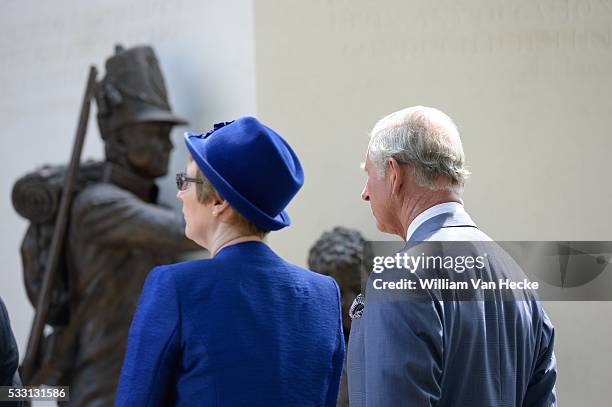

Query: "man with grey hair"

xmin=347 ymin=106 xmax=557 ymax=406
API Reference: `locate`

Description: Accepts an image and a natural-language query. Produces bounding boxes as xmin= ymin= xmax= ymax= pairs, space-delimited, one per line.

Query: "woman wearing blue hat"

xmin=116 ymin=117 xmax=344 ymax=406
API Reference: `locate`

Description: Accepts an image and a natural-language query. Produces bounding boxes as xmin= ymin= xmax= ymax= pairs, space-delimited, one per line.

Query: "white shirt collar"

xmin=405 ymin=202 xmax=464 ymax=241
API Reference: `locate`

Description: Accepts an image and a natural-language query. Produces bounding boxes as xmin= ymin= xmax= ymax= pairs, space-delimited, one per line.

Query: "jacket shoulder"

xmin=157 ymin=258 xmax=215 ymax=278
xmin=72 ymin=183 xmax=137 ymax=218
xmin=75 ymin=182 xmax=133 ymax=202
xmin=284 ymin=262 xmax=339 ymax=289
xmin=425 ymin=226 xmax=492 ymax=241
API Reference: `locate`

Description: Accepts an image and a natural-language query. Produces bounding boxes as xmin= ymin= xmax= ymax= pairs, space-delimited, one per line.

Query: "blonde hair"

xmin=187 ymin=155 xmax=268 ymax=238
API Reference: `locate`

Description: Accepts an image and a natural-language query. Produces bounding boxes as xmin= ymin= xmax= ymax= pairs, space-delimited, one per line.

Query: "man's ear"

xmin=110 ymin=130 xmax=130 ymax=157
xmin=387 ymin=157 xmax=404 ymax=195
xmin=104 ymin=130 xmax=128 ymax=164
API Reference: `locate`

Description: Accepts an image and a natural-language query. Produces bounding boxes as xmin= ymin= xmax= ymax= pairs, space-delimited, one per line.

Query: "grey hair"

xmin=367 ymin=106 xmax=470 ymax=191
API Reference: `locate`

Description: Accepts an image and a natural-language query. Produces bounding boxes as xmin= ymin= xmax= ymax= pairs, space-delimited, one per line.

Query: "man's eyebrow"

xmin=360 ymin=162 xmax=366 ymax=171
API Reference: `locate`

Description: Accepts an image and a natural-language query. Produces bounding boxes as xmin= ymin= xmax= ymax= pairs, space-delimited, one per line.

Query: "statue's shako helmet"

xmin=95 ymin=45 xmax=187 ymax=137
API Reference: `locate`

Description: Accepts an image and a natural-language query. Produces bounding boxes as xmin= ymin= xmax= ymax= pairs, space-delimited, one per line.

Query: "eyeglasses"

xmin=176 ymin=172 xmax=203 ymax=191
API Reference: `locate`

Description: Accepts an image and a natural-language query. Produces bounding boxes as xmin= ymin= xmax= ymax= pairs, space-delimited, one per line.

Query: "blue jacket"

xmin=117 ymin=241 xmax=344 ymax=406
xmin=347 ymin=207 xmax=557 ymax=406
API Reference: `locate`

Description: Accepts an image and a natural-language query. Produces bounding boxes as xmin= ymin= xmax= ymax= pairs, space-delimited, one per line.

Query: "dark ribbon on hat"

xmin=194 ymin=120 xmax=235 ymax=139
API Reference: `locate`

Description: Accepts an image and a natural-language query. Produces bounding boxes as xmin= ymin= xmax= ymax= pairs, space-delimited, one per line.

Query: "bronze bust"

xmin=308 ymin=226 xmax=365 ymax=407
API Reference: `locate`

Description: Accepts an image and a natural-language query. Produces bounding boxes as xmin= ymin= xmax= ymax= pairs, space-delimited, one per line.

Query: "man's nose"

xmin=361 ymin=184 xmax=370 ymax=201
xmin=176 ymin=190 xmax=183 ymax=201
xmin=165 ymin=137 xmax=174 ymax=152
xmin=160 ymin=137 xmax=173 ymax=153
xmin=157 ymin=131 xmax=174 ymax=152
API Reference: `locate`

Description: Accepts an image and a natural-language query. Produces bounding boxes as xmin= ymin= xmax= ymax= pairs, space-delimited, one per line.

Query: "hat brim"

xmin=184 ymin=132 xmax=291 ymax=231
xmin=122 ymin=109 xmax=188 ymax=128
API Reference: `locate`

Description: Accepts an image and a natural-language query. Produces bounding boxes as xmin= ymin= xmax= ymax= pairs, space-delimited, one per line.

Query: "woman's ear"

xmin=211 ymin=199 xmax=230 ymax=217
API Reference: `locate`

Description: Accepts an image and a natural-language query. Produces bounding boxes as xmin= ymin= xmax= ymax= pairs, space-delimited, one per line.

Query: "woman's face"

xmin=177 ymin=161 xmax=214 ymax=247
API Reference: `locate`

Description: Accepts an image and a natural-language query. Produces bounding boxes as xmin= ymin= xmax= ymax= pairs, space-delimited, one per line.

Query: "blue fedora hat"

xmin=184 ymin=117 xmax=304 ymax=231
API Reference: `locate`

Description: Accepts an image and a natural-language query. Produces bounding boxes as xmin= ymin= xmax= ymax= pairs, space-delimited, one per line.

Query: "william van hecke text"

xmin=372 ymin=278 xmax=539 ymax=290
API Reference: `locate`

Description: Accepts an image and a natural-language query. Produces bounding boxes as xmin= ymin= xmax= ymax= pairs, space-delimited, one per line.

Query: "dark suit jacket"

xmin=347 ymin=207 xmax=557 ymax=406
xmin=0 ymin=297 xmax=18 ymax=387
xmin=117 ymin=241 xmax=344 ymax=406
xmin=0 ymin=297 xmax=25 ymax=407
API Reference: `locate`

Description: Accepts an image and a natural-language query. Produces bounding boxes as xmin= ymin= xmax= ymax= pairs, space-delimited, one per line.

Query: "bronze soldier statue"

xmin=12 ymin=45 xmax=197 ymax=406
xmin=308 ymin=226 xmax=365 ymax=407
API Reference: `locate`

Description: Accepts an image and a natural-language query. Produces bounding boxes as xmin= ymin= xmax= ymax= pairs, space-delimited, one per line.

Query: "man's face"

xmin=361 ymin=154 xmax=395 ymax=234
xmin=122 ymin=122 xmax=174 ymax=178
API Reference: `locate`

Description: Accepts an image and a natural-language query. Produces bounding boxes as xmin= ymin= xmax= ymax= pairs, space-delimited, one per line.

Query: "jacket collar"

xmin=409 ymin=204 xmax=477 ymax=242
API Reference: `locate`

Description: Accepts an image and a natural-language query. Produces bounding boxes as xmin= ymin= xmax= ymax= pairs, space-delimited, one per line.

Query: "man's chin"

xmin=149 ymin=167 xmax=169 ymax=178
xmin=131 ymin=167 xmax=168 ymax=179
xmin=375 ymin=222 xmax=395 ymax=236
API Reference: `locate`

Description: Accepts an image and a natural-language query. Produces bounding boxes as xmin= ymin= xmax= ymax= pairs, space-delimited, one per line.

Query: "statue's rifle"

xmin=21 ymin=66 xmax=98 ymax=384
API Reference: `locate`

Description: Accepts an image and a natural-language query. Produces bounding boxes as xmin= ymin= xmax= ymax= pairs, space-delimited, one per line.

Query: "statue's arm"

xmin=72 ymin=183 xmax=199 ymax=251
